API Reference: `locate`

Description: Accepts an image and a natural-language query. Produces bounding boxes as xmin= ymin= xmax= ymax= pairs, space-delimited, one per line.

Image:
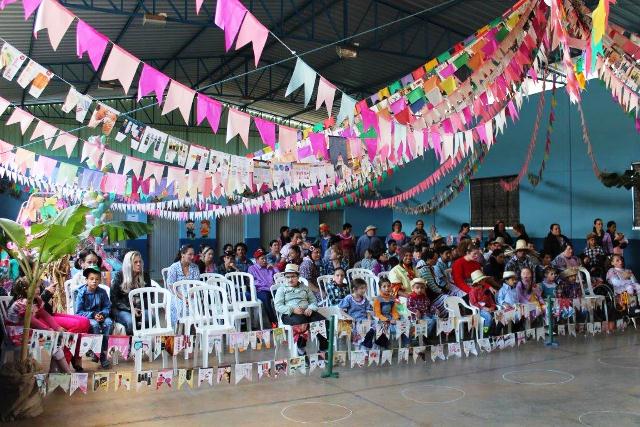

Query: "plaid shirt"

xmin=584 ymin=246 xmax=605 ymax=265
xmin=325 ymin=280 xmax=350 ymax=306
xmin=504 ymin=255 xmax=537 ymax=276
xmin=321 ymin=259 xmax=349 ymax=276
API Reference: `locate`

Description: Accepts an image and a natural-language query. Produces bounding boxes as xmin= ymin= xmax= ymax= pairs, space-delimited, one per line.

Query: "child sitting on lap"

xmin=75 ymin=266 xmax=112 ymax=369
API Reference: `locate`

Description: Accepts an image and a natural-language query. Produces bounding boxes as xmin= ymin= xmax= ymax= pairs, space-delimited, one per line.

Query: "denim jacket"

xmin=75 ymin=285 xmax=111 ymax=318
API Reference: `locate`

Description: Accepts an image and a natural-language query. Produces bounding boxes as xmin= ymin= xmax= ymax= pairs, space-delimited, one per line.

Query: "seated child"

xmin=6 ymin=277 xmax=72 ymax=373
xmin=606 ymin=254 xmax=640 ymax=295
xmin=359 ymin=249 xmax=375 ymax=271
xmin=406 ymin=278 xmax=436 ymax=336
xmin=325 ymin=267 xmax=350 ymax=306
xmin=74 ymin=266 xmax=112 ymax=369
xmin=468 ymin=270 xmax=496 ymax=334
xmin=496 ymin=271 xmax=519 ymax=308
xmin=539 ymin=266 xmax=559 ymax=299
xmin=274 ymin=264 xmax=328 ymax=356
xmin=558 ymin=267 xmax=583 ymax=299
xmin=339 ymin=278 xmax=375 ymax=348
xmin=372 ymin=278 xmax=400 ymax=348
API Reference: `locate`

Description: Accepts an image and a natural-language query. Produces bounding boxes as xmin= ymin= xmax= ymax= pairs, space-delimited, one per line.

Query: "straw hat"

xmin=505 ymin=239 xmax=533 ymax=256
xmin=503 ymin=271 xmax=517 ymax=280
xmin=470 ymin=270 xmax=489 ymax=284
xmin=364 ymin=225 xmax=377 ymax=233
xmin=431 ymin=233 xmax=445 ymax=242
xmin=490 ymin=236 xmax=506 ymax=245
xmin=560 ymin=267 xmax=579 ymax=279
xmin=284 ymin=264 xmax=300 ymax=275
xmin=410 ymin=277 xmax=426 ymax=287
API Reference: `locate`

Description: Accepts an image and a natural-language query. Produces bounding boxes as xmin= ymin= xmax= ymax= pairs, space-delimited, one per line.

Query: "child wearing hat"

xmin=274 ymin=264 xmax=328 ymax=356
xmin=468 ymin=270 xmax=496 ymax=334
xmin=496 ymin=271 xmax=519 ymax=309
xmin=558 ymin=267 xmax=583 ymax=299
xmin=407 ymin=278 xmax=437 ymax=336
xmin=74 ymin=266 xmax=112 ymax=368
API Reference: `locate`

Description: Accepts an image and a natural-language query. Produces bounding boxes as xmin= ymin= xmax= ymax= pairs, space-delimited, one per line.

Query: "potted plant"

xmin=0 ymin=204 xmax=151 ymax=421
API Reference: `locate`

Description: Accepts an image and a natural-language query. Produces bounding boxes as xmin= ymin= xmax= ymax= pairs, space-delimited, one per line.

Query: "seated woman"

xmin=325 ymin=267 xmax=349 ymax=306
xmin=166 ymin=245 xmax=200 ymax=328
xmin=274 ymin=264 xmax=328 ymax=356
xmin=321 ymin=247 xmax=349 ymax=277
xmin=516 ymin=267 xmax=544 ymax=315
xmin=451 ymin=245 xmax=484 ymax=296
xmin=247 ymin=248 xmax=279 ymax=328
xmin=388 ymin=248 xmax=417 ymax=297
xmin=551 ymin=244 xmax=580 ymax=272
xmin=198 ymin=246 xmax=217 ymax=274
xmin=606 ymin=254 xmax=640 ymax=295
xmin=110 ymin=251 xmax=151 ymax=335
xmin=583 ymin=233 xmax=606 ymax=279
xmin=6 ymin=277 xmax=73 ymax=373
xmin=468 ymin=270 xmax=496 ymax=335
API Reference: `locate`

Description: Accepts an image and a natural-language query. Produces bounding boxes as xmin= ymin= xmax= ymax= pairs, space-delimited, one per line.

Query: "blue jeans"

xmin=89 ymin=317 xmax=113 ymax=353
xmin=421 ymin=315 xmax=437 ymax=336
xmin=478 ymin=310 xmax=493 ymax=329
xmin=115 ymin=310 xmax=134 ymax=335
xmin=256 ymin=290 xmax=278 ymax=325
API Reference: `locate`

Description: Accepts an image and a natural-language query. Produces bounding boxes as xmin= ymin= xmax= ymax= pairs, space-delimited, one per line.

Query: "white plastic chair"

xmin=188 ymin=284 xmax=235 ymax=368
xmin=0 ymin=296 xmax=16 ymax=363
xmin=270 ymin=283 xmax=297 ymax=358
xmin=205 ymin=276 xmax=249 ymax=331
xmin=577 ymin=266 xmax=608 ymax=322
xmin=225 ymin=272 xmax=263 ymax=330
xmin=150 ymin=280 xmax=161 ymax=288
xmin=377 ymin=271 xmax=390 ymax=283
xmin=64 ymin=279 xmax=75 ymax=314
xmin=444 ymin=296 xmax=481 ymax=342
xmin=128 ymin=287 xmax=174 ymax=371
xmin=316 ymin=275 xmax=332 ymax=307
xmin=348 ymin=268 xmax=378 ymax=299
xmin=171 ymin=280 xmax=201 ymax=335
xmin=200 ymin=273 xmax=226 ymax=282
xmin=273 ymin=271 xmax=287 ymax=286
xmin=161 ymin=267 xmax=170 ymax=289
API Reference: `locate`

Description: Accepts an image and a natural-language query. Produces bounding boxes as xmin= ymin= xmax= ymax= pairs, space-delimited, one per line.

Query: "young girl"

xmin=372 ymin=278 xmax=400 ymax=348
xmin=539 ymin=266 xmax=559 ymax=299
xmin=406 ymin=278 xmax=436 ymax=336
xmin=325 ymin=268 xmax=349 ymax=306
xmin=6 ymin=278 xmax=73 ymax=373
xmin=359 ymin=249 xmax=375 ymax=271
xmin=69 ymin=249 xmax=103 ymax=289
xmin=606 ymin=254 xmax=640 ymax=295
xmin=339 ymin=279 xmax=375 ymax=348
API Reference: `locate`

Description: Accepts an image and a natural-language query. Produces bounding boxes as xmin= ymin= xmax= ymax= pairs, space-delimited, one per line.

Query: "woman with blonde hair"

xmin=110 ymin=251 xmax=151 ymax=335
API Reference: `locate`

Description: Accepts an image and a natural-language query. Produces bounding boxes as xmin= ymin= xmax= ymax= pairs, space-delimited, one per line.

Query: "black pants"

xmin=281 ymin=312 xmax=328 ymax=351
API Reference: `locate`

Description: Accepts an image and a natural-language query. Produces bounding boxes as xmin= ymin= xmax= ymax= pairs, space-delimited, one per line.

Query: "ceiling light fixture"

xmin=143 ymin=13 xmax=167 ymax=26
xmin=336 ymin=44 xmax=358 ymax=59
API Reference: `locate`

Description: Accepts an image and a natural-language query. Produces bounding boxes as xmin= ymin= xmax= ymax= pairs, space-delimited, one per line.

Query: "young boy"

xmin=539 ymin=266 xmax=559 ymax=298
xmin=468 ymin=270 xmax=496 ymax=335
xmin=496 ymin=271 xmax=519 ymax=308
xmin=372 ymin=278 xmax=400 ymax=348
xmin=407 ymin=278 xmax=437 ymax=337
xmin=75 ymin=266 xmax=112 ymax=368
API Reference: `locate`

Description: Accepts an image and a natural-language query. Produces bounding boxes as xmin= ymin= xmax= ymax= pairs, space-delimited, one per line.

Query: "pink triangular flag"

xmin=0 ymin=97 xmax=10 ymax=117
xmin=76 ymin=20 xmax=109 ymax=71
xmin=102 ymin=149 xmax=123 ymax=172
xmin=34 ymin=155 xmax=57 ymax=177
xmin=33 ymin=0 xmax=75 ymax=51
xmin=51 ymin=132 xmax=77 ymax=157
xmin=235 ymin=12 xmax=268 ymax=67
xmin=31 ymin=120 xmax=58 ymax=147
xmin=225 ymin=108 xmax=250 ymax=147
xmin=138 ymin=64 xmax=170 ymax=105
xmin=166 ymin=166 xmax=184 ymax=186
xmin=278 ymin=125 xmax=298 ymax=159
xmin=309 ymin=132 xmax=328 ymax=159
xmin=365 ymin=138 xmax=377 ymax=162
xmin=122 ymin=156 xmax=144 ymax=177
xmin=161 ymin=80 xmax=195 ymax=124
xmin=253 ymin=116 xmax=275 ymax=149
xmin=101 ymin=45 xmax=140 ymax=94
xmin=196 ymin=94 xmax=222 ymax=133
xmin=6 ymin=108 xmax=34 ymax=134
xmin=315 ymin=77 xmax=336 ymax=117
xmin=22 ymin=0 xmax=42 ymax=20
xmin=215 ymin=0 xmax=247 ymax=51
xmin=195 ymin=0 xmax=204 ymax=14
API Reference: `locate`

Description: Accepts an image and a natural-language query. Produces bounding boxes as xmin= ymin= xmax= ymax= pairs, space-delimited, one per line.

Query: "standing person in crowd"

xmin=234 ymin=243 xmax=253 ymax=273
xmin=505 ymin=240 xmax=538 ymax=277
xmin=602 ymin=221 xmax=628 ymax=256
xmin=493 ymin=220 xmax=513 ymax=246
xmin=274 ymin=264 xmax=327 ymax=356
xmin=468 ymin=270 xmax=496 ymax=335
xmin=411 ymin=219 xmax=428 ymax=238
xmin=322 ymin=247 xmax=349 ymax=276
xmin=551 ymin=243 xmax=580 ymax=271
xmin=606 ymin=254 xmax=640 ymax=295
xmin=484 ymin=248 xmax=506 ymax=283
xmin=337 ymin=223 xmax=356 ymax=266
xmin=218 ymin=250 xmax=239 ymax=275
xmin=386 ymin=239 xmax=399 ymax=260
xmin=512 ymin=223 xmax=530 ymax=244
xmin=280 ymin=229 xmax=308 ymax=258
xmin=278 ymin=226 xmax=291 ymax=246
xmin=300 ymin=228 xmax=311 ymax=244
xmin=198 ymin=246 xmax=217 ymax=274
xmin=539 ymin=266 xmax=559 ymax=299
xmin=299 ymin=246 xmax=322 ymax=292
xmin=355 ymin=225 xmax=384 ymax=260
xmin=388 ymin=248 xmax=417 ymax=297
xmin=70 ymin=249 xmax=103 ymax=289
xmin=543 ymin=223 xmax=571 ymax=259
xmin=592 ymin=218 xmax=605 ymax=247
xmin=451 ymin=245 xmax=483 ymax=295
xmin=386 ymin=220 xmax=408 ymax=247
xmin=110 ymin=251 xmax=151 ymax=335
xmin=313 ymin=224 xmax=333 ymax=259
xmin=372 ymin=251 xmax=391 ymax=276
xmin=266 ymin=240 xmax=281 ymax=266
xmin=457 ymin=223 xmax=472 ymax=244
xmin=325 ymin=268 xmax=350 ymax=306
xmin=166 ymin=245 xmax=200 ymax=326
xmin=247 ymin=249 xmax=279 ymax=328
xmin=583 ymin=232 xmax=606 ymax=279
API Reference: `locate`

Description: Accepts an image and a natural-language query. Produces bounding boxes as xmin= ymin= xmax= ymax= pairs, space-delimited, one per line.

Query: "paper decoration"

xmin=380 ymin=349 xmax=393 ymax=365
xmin=6 ymin=108 xmax=34 ymax=134
xmin=463 ymin=340 xmax=478 ymax=356
xmin=185 ymin=144 xmax=210 ymax=171
xmin=51 ymin=132 xmax=78 ymax=157
xmin=197 ymin=367 xmax=213 ymax=387
xmin=122 ymin=156 xmax=144 ymax=178
xmin=142 ymin=161 xmax=165 ymax=182
xmin=397 ymin=347 xmax=409 ymax=364
xmin=136 ymin=371 xmax=153 ymax=391
xmin=16 ymin=60 xmax=52 ymax=98
xmin=107 ymin=336 xmax=130 ymax=361
xmin=0 ymin=42 xmax=27 ymax=81
xmin=254 ymin=116 xmax=276 ymax=149
xmin=448 ymin=342 xmax=462 ymax=358
xmin=309 ymin=321 xmax=327 ymax=341
xmin=315 ymin=77 xmax=336 ymax=117
xmin=478 ymin=338 xmax=492 ymax=353
xmin=165 ymin=136 xmax=189 ymax=166
xmin=162 ymin=80 xmax=195 ymax=124
xmin=196 ymin=94 xmax=222 ymax=134
xmin=101 ymin=46 xmax=140 ymax=94
xmin=33 ymin=0 xmax=75 ymax=51
xmin=70 ymin=373 xmax=88 ymax=395
xmin=216 ymin=365 xmax=231 ymax=384
xmin=335 ymin=92 xmax=357 ymax=125
xmin=114 ymin=372 xmax=132 ymax=392
xmin=516 ymin=331 xmax=526 ymax=346
xmin=155 ymin=369 xmax=173 ymax=389
xmin=137 ymin=127 xmax=168 ymax=155
xmin=536 ymin=327 xmax=545 ymax=341
xmin=257 ymin=361 xmax=272 ymax=379
xmin=226 ymin=108 xmax=250 ymax=147
xmin=235 ymin=12 xmax=269 ymax=67
xmin=47 ymin=373 xmax=70 ymax=395
xmin=274 ymin=359 xmax=288 ymax=378
xmin=367 ymin=349 xmax=380 ymax=366
xmin=177 ymin=369 xmax=195 ymax=390
xmin=101 ymin=149 xmax=123 ymax=172
xmin=215 ymin=0 xmax=248 ymax=51
xmin=333 ymin=351 xmax=347 ymax=367
xmin=92 ymin=372 xmax=110 ymax=392
xmin=504 ymin=333 xmax=516 ymax=348
xmin=289 ymin=356 xmax=306 ymax=375
xmin=61 ymin=87 xmax=91 ymax=122
xmin=76 ymin=20 xmax=109 ymax=71
xmin=285 ymin=58 xmax=317 ymax=107
xmin=350 ymin=350 xmax=367 ymax=368
xmin=138 ymin=64 xmax=170 ymax=105
xmin=88 ymin=103 xmax=119 ymax=135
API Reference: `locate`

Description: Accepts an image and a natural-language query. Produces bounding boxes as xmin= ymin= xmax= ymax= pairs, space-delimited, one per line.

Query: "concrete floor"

xmin=16 ymin=331 xmax=640 ymax=427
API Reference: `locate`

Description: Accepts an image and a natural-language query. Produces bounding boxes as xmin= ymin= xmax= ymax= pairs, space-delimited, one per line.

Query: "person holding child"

xmin=274 ymin=264 xmax=328 ymax=356
xmin=406 ymin=278 xmax=437 ymax=336
xmin=74 ymin=266 xmax=112 ymax=368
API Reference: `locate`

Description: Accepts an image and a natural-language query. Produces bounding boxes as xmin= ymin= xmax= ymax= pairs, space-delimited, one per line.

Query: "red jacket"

xmin=451 ymin=257 xmax=482 ymax=293
xmin=469 ymin=284 xmax=496 ymax=310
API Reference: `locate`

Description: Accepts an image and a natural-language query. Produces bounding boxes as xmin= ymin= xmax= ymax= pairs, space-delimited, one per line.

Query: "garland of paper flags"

xmin=528 ymin=77 xmax=557 ymax=187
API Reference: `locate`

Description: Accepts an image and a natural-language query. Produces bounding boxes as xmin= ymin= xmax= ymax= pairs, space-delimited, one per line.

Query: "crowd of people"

xmin=2 ymin=217 xmax=638 ymax=372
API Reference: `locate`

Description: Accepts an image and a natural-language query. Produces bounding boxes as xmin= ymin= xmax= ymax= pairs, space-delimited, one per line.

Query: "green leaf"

xmin=50 ymin=205 xmax=91 ymax=235
xmin=0 ymin=218 xmax=27 ymax=248
xmin=28 ymin=224 xmax=79 ymax=264
xmin=85 ymin=221 xmax=152 ymax=243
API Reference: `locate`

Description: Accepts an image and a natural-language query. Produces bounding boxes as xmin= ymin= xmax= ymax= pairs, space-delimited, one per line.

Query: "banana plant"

xmin=0 ymin=204 xmax=152 ymax=363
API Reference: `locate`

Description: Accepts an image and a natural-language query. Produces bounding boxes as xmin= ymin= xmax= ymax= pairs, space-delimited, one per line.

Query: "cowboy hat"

xmin=503 ymin=271 xmax=517 ymax=280
xmin=505 ymin=239 xmax=533 ymax=256
xmin=560 ymin=267 xmax=579 ymax=279
xmin=431 ymin=233 xmax=445 ymax=242
xmin=410 ymin=277 xmax=426 ymax=286
xmin=470 ymin=270 xmax=489 ymax=284
xmin=364 ymin=225 xmax=377 ymax=233
xmin=284 ymin=264 xmax=300 ymax=275
xmin=490 ymin=236 xmax=506 ymax=245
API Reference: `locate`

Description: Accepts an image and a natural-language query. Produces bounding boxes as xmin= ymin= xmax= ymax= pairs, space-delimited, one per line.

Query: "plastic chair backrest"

xmin=347 ymin=268 xmax=377 ymax=297
xmin=171 ymin=280 xmax=202 ymax=318
xmin=161 ymin=268 xmax=170 ymax=289
xmin=577 ymin=267 xmax=594 ymax=296
xmin=225 ymin=272 xmax=257 ymax=305
xmin=187 ymin=284 xmax=232 ymax=329
xmin=64 ymin=279 xmax=75 ymax=314
xmin=200 ymin=273 xmax=226 ymax=283
xmin=377 ymin=271 xmax=390 ymax=282
xmin=150 ymin=280 xmax=161 ymax=288
xmin=444 ymin=296 xmax=465 ymax=318
xmin=0 ymin=296 xmax=11 ymax=322
xmin=273 ymin=272 xmax=287 ymax=286
xmin=128 ymin=287 xmax=172 ymax=335
xmin=98 ymin=284 xmax=111 ymax=300
xmin=316 ymin=275 xmax=332 ymax=303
